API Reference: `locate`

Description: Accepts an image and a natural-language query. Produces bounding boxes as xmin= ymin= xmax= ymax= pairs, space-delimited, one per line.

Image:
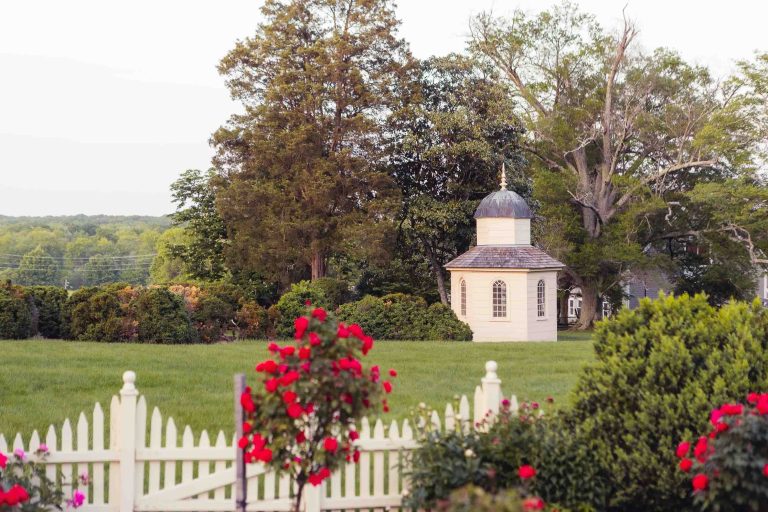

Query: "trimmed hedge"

xmin=336 ymin=293 xmax=472 ymax=341
xmin=25 ymin=286 xmax=68 ymax=338
xmin=134 ymin=288 xmax=195 ymax=344
xmin=0 ymin=285 xmax=33 ymax=339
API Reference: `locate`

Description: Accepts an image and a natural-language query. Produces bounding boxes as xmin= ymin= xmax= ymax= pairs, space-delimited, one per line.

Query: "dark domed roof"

xmin=474 ymin=189 xmax=533 ymax=219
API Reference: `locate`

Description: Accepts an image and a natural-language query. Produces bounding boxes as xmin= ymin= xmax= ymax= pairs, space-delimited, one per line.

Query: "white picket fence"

xmin=0 ymin=361 xmax=516 ymax=512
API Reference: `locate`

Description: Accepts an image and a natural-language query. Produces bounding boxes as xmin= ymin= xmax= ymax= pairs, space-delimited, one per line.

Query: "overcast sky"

xmin=0 ymin=0 xmax=765 ymax=216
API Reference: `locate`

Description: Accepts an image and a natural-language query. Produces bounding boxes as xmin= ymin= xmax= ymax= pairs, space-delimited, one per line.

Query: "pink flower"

xmin=67 ymin=490 xmax=86 ymax=509
xmin=14 ymin=448 xmax=25 ymax=461
xmin=518 ymin=465 xmax=536 ymax=480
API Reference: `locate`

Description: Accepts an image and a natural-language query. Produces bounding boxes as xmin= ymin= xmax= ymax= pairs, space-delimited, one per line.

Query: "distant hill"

xmin=0 ymin=214 xmax=171 ymax=227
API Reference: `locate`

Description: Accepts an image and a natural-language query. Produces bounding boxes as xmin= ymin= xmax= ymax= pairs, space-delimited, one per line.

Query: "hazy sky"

xmin=1 ymin=0 xmax=766 ymax=216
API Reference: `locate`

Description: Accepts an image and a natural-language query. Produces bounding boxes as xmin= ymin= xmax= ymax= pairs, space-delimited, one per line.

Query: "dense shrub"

xmin=0 ymin=285 xmax=33 ymax=339
xmin=436 ymin=486 xmax=526 ymax=512
xmin=567 ymin=293 xmax=768 ymax=512
xmin=310 ymin=277 xmax=353 ymax=308
xmin=235 ymin=300 xmax=269 ymax=338
xmin=337 ymin=293 xmax=471 ymax=340
xmin=273 ymin=281 xmax=330 ymax=338
xmin=192 ymin=294 xmax=233 ymax=342
xmin=406 ymin=402 xmax=604 ymax=511
xmin=25 ymin=286 xmax=68 ymax=338
xmin=62 ymin=283 xmax=137 ymax=342
xmin=133 ymin=288 xmax=195 ymax=343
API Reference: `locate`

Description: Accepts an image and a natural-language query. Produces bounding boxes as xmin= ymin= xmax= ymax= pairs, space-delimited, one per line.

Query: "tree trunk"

xmin=434 ymin=266 xmax=449 ymax=305
xmin=559 ymin=291 xmax=569 ymax=326
xmin=310 ymin=250 xmax=326 ymax=280
xmin=574 ymin=279 xmax=599 ymax=330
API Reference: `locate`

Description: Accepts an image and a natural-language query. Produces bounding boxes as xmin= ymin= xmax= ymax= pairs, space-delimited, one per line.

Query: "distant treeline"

xmin=0 ymin=215 xmax=172 ymax=288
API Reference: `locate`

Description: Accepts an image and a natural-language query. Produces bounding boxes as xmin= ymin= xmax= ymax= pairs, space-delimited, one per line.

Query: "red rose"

xmin=361 ymin=336 xmax=374 ymax=355
xmin=692 ymin=473 xmax=709 ymax=491
xmin=309 ymin=332 xmax=322 ymax=346
xmin=294 ymin=316 xmax=309 ymax=339
xmin=252 ymin=433 xmax=266 ymax=451
xmin=758 ymin=395 xmax=768 ymax=415
xmin=311 ymin=307 xmax=327 ymax=322
xmin=353 ymin=450 xmax=360 ymax=463
xmin=337 ymin=323 xmax=350 ymax=338
xmin=389 ymin=369 xmax=397 ymax=377
xmin=280 ymin=346 xmax=296 ymax=359
xmin=299 ymin=347 xmax=311 ymax=360
xmin=308 ymin=467 xmax=331 ymax=486
xmin=268 ymin=342 xmax=280 ymax=353
xmin=675 ymin=441 xmax=690 ymax=458
xmin=240 ymin=392 xmax=255 ymax=413
xmin=710 ymin=408 xmax=724 ymax=426
xmin=287 ymin=403 xmax=303 ymax=419
xmin=0 ymin=451 xmax=6 ymax=469
xmin=763 ymin=463 xmax=768 ymax=477
xmin=238 ymin=436 xmax=250 ymax=449
xmin=679 ymin=458 xmax=693 ymax=473
xmin=296 ymin=431 xmax=306 ymax=443
xmin=243 ymin=422 xmax=252 ymax=434
xmin=282 ymin=390 xmax=297 ymax=404
xmin=300 ymin=362 xmax=311 ymax=373
xmin=280 ymin=371 xmax=300 ymax=386
xmin=323 ymin=437 xmax=338 ymax=453
xmin=715 ymin=422 xmax=728 ymax=433
xmin=693 ymin=436 xmax=708 ymax=462
xmin=256 ymin=359 xmax=279 ymax=373
xmin=522 ymin=497 xmax=545 ymax=511
xmin=382 ymin=381 xmax=393 ymax=394
xmin=518 ymin=465 xmax=536 ymax=480
xmin=348 ymin=323 xmax=364 ymax=338
xmin=748 ymin=392 xmax=759 ymax=404
xmin=265 ymin=378 xmax=279 ymax=393
xmin=258 ymin=448 xmax=273 ymax=463
xmin=349 ymin=430 xmax=360 ymax=441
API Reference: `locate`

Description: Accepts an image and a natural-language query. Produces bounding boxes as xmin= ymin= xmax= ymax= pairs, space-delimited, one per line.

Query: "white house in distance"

xmin=445 ymin=169 xmax=565 ymax=342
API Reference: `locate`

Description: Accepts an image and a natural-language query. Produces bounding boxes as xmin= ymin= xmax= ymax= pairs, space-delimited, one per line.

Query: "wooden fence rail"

xmin=0 ymin=361 xmax=516 ymax=511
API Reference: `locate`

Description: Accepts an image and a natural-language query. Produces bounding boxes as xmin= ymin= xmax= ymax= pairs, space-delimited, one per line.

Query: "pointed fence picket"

xmin=1 ymin=361 xmax=516 ymax=512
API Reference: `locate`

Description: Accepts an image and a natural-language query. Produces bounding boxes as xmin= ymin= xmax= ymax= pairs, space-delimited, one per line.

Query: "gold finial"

xmin=500 ymin=162 xmax=508 ymax=190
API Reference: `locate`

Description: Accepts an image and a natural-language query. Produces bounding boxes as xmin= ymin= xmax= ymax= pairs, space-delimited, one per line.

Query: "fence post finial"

xmin=481 ymin=361 xmax=501 ymax=418
xmin=121 ymin=371 xmax=137 ymax=395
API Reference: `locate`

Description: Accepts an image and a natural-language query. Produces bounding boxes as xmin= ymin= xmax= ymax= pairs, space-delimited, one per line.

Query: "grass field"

xmin=0 ymin=332 xmax=594 ymax=439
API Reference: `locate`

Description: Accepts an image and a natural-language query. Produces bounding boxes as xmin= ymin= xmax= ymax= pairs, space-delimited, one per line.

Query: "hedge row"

xmin=0 ymin=279 xmax=471 ymax=343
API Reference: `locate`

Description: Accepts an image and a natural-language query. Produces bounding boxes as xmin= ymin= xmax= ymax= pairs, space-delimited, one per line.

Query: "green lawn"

xmin=0 ymin=332 xmax=593 ymax=440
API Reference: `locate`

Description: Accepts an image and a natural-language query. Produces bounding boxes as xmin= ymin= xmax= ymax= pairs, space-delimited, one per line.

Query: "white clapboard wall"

xmin=0 ymin=361 xmax=517 ymax=512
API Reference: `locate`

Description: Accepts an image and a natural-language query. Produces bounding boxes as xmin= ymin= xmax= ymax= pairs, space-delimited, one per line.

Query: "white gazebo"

xmin=445 ymin=167 xmax=564 ymax=342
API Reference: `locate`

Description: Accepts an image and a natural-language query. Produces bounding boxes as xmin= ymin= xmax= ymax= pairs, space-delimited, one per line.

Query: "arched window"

xmin=492 ymin=280 xmax=507 ymax=318
xmin=537 ymin=279 xmax=545 ymax=317
xmin=460 ymin=279 xmax=467 ymax=317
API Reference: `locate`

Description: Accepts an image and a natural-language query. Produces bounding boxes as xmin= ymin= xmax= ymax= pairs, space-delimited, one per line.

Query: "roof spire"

xmin=500 ymin=162 xmax=508 ymax=190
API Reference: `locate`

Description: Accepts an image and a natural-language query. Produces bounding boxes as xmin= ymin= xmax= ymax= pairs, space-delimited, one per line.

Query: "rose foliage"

xmin=239 ymin=307 xmax=395 ymax=512
xmin=0 ymin=447 xmax=63 ymax=511
xmin=676 ymin=394 xmax=768 ymax=512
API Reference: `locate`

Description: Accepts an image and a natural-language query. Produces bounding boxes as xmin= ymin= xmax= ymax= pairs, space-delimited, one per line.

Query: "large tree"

xmin=212 ymin=0 xmax=413 ymax=284
xmin=470 ymin=3 xmax=764 ymax=327
xmin=15 ymin=246 xmax=60 ymax=286
xmin=388 ymin=54 xmax=527 ymax=304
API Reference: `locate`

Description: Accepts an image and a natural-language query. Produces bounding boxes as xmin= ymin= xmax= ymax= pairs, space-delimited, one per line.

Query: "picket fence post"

xmin=119 ymin=371 xmax=138 ymax=512
xmin=481 ymin=360 xmax=501 ymax=418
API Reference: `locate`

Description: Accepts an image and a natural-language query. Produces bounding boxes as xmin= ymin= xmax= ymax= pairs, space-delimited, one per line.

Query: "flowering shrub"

xmin=568 ymin=294 xmax=768 ymax=512
xmin=436 ymin=484 xmax=551 ymax=512
xmin=239 ymin=307 xmax=395 ymax=512
xmin=675 ymin=394 xmax=768 ymax=511
xmin=405 ymin=399 xmax=601 ymax=511
xmin=0 ymin=447 xmax=63 ymax=510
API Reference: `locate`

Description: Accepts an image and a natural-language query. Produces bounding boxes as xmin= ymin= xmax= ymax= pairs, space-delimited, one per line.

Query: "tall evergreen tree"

xmin=213 ymin=0 xmax=414 ymax=284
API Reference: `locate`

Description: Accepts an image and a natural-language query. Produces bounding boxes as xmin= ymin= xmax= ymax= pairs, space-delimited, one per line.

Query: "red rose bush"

xmin=239 ymin=307 xmax=396 ymax=512
xmin=676 ymin=393 xmax=768 ymax=511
